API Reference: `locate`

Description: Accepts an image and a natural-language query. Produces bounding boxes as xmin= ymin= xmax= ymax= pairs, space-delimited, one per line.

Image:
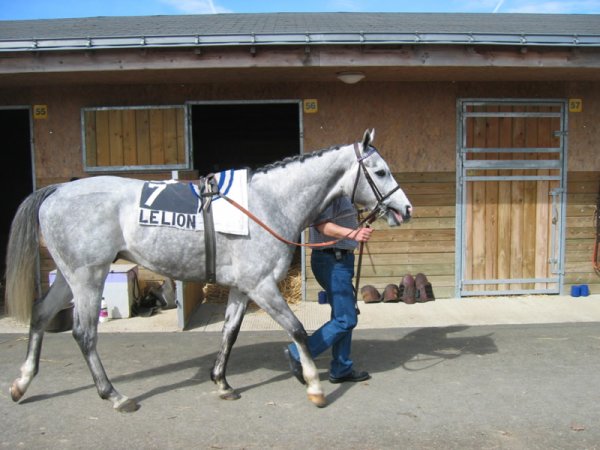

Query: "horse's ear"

xmin=361 ymin=128 xmax=375 ymax=150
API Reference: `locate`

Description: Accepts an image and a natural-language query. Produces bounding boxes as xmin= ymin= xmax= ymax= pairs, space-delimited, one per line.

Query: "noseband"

xmin=350 ymin=142 xmax=401 ymax=221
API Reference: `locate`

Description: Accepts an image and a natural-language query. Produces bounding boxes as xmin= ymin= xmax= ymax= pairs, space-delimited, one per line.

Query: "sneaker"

xmin=328 ymin=370 xmax=371 ymax=384
xmin=284 ymin=348 xmax=306 ymax=385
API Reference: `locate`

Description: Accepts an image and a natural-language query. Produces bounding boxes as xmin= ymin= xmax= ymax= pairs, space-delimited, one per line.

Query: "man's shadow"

xmin=320 ymin=325 xmax=498 ymax=403
xmin=357 ymin=326 xmax=497 ymax=372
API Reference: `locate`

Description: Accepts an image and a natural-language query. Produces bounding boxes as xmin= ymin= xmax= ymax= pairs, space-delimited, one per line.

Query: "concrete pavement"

xmin=2 ymin=295 xmax=600 ymax=449
xmin=185 ymin=294 xmax=600 ymax=332
xmin=2 ymin=294 xmax=599 ymax=334
xmin=2 ymin=322 xmax=600 ymax=449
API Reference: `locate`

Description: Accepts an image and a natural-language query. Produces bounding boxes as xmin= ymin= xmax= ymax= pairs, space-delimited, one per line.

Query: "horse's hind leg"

xmin=11 ymin=271 xmax=73 ymax=402
xmin=211 ymin=287 xmax=249 ymax=400
xmin=70 ymin=271 xmax=139 ymax=412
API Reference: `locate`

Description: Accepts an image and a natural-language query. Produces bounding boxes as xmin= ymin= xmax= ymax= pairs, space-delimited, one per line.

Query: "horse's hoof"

xmin=10 ymin=382 xmax=24 ymax=402
xmin=308 ymin=393 xmax=327 ymax=408
xmin=114 ymin=398 xmax=140 ymax=413
xmin=219 ymin=390 xmax=241 ymax=401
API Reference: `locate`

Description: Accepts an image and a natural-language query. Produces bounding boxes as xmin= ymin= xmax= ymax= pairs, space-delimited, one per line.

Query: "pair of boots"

xmin=360 ymin=273 xmax=435 ymax=304
xmin=398 ymin=273 xmax=435 ymax=304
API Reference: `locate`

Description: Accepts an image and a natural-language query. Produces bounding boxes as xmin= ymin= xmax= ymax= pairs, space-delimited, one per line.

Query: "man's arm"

xmin=316 ymin=222 xmax=373 ymax=243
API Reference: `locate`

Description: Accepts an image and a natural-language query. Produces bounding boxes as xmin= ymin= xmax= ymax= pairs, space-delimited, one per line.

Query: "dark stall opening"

xmin=191 ymin=102 xmax=301 ymax=175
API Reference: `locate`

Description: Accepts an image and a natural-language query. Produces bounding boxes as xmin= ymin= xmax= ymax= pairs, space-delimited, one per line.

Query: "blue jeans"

xmin=288 ymin=250 xmax=358 ymax=378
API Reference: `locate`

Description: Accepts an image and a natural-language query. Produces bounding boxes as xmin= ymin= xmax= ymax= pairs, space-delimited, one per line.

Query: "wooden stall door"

xmin=458 ymin=101 xmax=566 ymax=296
xmin=83 ymin=106 xmax=186 ymax=171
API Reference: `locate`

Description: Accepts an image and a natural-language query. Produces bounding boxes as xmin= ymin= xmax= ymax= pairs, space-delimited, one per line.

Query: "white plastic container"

xmin=49 ymin=263 xmax=139 ymax=319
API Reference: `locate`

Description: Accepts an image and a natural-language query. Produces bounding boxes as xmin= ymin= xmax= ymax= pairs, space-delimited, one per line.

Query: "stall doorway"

xmin=456 ymin=99 xmax=567 ymax=297
xmin=0 ymin=108 xmax=34 ymax=280
xmin=183 ymin=101 xmax=303 ymax=318
xmin=190 ymin=101 xmax=302 ymax=174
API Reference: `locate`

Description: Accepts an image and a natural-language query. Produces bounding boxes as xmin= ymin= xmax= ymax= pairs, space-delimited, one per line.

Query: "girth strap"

xmin=198 ymin=175 xmax=220 ymax=283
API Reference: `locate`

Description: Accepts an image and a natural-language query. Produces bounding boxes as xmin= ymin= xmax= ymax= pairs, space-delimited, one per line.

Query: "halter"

xmin=350 ymin=142 xmax=401 ymax=222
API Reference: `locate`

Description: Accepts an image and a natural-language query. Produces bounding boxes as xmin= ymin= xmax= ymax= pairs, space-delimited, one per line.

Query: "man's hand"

xmin=352 ymin=227 xmax=373 ymax=243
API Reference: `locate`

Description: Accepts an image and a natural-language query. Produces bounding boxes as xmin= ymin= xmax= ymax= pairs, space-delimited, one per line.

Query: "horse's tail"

xmin=5 ymin=185 xmax=59 ymax=323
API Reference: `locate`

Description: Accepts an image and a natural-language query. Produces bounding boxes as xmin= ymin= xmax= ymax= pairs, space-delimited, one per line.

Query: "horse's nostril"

xmin=406 ymin=206 xmax=412 ymax=218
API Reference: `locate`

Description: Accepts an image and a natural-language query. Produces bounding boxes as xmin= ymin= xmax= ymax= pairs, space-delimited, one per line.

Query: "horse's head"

xmin=348 ymin=129 xmax=412 ymax=226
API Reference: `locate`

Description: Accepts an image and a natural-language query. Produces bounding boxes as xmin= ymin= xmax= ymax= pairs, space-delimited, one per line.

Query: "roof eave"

xmin=2 ymin=32 xmax=600 ymax=52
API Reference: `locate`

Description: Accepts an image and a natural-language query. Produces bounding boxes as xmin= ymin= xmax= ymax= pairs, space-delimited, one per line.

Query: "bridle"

xmin=348 ymin=142 xmax=403 ymax=309
xmin=350 ymin=142 xmax=402 ymax=223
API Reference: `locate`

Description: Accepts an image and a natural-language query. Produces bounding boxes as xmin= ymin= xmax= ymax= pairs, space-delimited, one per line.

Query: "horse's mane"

xmin=252 ymin=145 xmax=341 ymax=175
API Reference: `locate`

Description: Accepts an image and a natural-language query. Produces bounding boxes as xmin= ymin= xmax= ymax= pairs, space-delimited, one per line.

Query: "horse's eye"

xmin=375 ymin=170 xmax=386 ymax=177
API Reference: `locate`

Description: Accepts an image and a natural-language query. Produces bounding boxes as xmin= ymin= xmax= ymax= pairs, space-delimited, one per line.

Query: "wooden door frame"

xmin=455 ymin=98 xmax=569 ymax=297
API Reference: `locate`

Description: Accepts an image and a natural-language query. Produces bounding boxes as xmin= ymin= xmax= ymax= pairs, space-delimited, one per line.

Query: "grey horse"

xmin=6 ymin=129 xmax=412 ymax=411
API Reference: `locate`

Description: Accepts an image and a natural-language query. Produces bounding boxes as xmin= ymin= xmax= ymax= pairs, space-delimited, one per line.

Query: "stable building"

xmin=0 ymin=12 xmax=599 ymax=323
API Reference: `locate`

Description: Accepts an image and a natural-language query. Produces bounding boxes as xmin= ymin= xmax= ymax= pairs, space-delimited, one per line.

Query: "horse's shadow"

xmin=19 ymin=326 xmax=497 ymax=407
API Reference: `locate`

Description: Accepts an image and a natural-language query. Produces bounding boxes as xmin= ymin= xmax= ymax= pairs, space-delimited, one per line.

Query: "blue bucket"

xmin=318 ymin=291 xmax=328 ymax=304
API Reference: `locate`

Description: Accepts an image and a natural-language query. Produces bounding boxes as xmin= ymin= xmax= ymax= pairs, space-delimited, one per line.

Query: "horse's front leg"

xmin=250 ymin=279 xmax=326 ymax=408
xmin=211 ymin=287 xmax=249 ymax=400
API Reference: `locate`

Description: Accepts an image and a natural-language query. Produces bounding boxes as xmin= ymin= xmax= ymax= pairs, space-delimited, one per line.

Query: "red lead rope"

xmin=220 ymin=194 xmax=374 ymax=248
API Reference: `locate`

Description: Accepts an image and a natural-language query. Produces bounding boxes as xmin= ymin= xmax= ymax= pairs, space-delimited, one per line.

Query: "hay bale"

xmin=278 ymin=264 xmax=302 ymax=305
xmin=203 ymin=283 xmax=230 ymax=303
xmin=203 ymin=262 xmax=302 ymax=305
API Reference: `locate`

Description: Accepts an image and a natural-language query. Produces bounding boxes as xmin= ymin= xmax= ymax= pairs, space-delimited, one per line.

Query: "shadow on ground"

xmin=3 ymin=325 xmax=497 ymax=409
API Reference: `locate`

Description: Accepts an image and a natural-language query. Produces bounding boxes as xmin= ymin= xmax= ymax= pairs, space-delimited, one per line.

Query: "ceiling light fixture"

xmin=336 ymin=71 xmax=366 ymax=84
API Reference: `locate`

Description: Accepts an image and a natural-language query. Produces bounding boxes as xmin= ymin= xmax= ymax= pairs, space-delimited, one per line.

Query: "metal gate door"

xmin=456 ymin=99 xmax=567 ymax=297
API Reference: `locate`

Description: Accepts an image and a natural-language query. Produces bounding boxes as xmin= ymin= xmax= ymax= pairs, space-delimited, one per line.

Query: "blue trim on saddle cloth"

xmin=187 ymin=169 xmax=236 ymax=204
xmin=217 ymin=169 xmax=235 ymax=196
xmin=137 ymin=169 xmax=249 ymax=235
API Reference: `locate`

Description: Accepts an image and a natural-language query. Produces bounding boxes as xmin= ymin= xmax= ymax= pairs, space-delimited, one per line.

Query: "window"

xmin=82 ymin=106 xmax=188 ymax=172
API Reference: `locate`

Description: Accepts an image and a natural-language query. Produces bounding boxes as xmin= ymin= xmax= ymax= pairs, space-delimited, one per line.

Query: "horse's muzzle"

xmin=386 ymin=205 xmax=411 ymax=226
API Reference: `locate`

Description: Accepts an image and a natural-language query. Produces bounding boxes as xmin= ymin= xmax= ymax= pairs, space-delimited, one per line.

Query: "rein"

xmin=219 ymin=193 xmax=370 ymax=248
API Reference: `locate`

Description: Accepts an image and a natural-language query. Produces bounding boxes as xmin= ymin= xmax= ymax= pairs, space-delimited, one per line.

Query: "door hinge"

xmin=553 ymin=130 xmax=568 ymax=137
